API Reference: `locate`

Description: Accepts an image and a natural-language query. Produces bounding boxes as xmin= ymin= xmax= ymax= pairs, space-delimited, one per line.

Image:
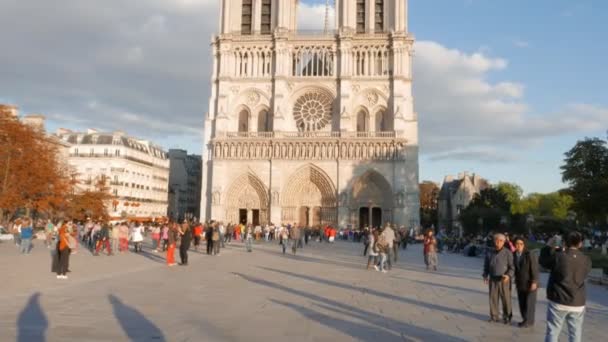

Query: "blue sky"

xmin=1 ymin=0 xmax=606 ymax=194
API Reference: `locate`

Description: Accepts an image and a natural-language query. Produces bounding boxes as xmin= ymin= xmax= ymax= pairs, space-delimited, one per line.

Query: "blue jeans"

xmin=20 ymin=238 xmax=31 ymax=254
xmin=545 ymin=302 xmax=585 ymax=342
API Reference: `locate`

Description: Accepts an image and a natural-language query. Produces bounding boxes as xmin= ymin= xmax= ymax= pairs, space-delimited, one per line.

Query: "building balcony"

xmin=214 ymin=131 xmax=403 ymax=140
xmin=210 ymin=131 xmax=407 ymax=162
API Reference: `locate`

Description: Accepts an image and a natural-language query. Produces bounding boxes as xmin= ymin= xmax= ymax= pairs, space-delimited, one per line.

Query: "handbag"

xmin=66 ymin=235 xmax=77 ymax=249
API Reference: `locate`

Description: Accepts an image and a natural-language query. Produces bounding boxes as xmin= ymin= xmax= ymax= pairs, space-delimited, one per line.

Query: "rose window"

xmin=293 ymin=91 xmax=333 ymax=131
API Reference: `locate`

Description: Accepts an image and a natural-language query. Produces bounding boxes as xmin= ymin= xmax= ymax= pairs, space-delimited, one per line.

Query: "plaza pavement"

xmin=1 ymin=237 xmax=607 ymax=342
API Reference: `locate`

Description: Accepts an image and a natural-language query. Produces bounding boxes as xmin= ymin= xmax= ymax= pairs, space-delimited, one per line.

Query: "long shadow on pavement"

xmin=17 ymin=292 xmax=48 ymax=342
xmin=109 ymin=294 xmax=166 ymax=342
xmin=257 ymin=267 xmax=488 ymax=322
xmin=234 ymin=272 xmax=467 ymax=341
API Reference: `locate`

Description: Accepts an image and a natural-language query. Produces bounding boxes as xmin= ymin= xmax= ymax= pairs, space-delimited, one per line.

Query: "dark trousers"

xmin=363 ymin=242 xmax=369 ymax=256
xmin=57 ymin=248 xmax=70 ymax=275
xmin=489 ymin=278 xmax=512 ymax=321
xmin=517 ymin=289 xmax=537 ymax=325
xmin=206 ymin=240 xmax=213 ymax=255
xmin=179 ymin=244 xmax=189 ymax=264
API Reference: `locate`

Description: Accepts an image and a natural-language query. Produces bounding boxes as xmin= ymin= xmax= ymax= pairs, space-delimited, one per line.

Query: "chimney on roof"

xmin=445 ymin=175 xmax=454 ymax=183
xmin=56 ymin=128 xmax=72 ymax=135
xmin=23 ymin=114 xmax=46 ymax=132
xmin=457 ymin=172 xmax=464 ymax=180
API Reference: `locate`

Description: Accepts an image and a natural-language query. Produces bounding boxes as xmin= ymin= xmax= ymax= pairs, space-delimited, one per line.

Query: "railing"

xmin=215 ymin=131 xmax=402 ymax=139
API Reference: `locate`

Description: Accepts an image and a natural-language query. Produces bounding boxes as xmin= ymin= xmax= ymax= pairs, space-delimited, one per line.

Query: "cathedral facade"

xmin=201 ymin=0 xmax=419 ymax=229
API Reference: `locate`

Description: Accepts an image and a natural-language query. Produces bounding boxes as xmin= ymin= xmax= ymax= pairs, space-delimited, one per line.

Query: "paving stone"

xmin=1 ymin=239 xmax=607 ymax=341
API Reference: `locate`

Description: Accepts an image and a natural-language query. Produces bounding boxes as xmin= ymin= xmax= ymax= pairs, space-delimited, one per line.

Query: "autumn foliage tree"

xmin=0 ymin=105 xmax=72 ymax=222
xmin=63 ymin=176 xmax=112 ymax=221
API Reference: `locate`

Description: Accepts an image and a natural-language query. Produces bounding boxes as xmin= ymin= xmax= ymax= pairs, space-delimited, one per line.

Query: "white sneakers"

xmin=56 ymin=275 xmax=68 ymax=279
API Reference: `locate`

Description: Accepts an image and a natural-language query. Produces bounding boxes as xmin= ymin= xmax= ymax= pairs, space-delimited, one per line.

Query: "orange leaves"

xmin=1 ymin=105 xmax=71 ymax=218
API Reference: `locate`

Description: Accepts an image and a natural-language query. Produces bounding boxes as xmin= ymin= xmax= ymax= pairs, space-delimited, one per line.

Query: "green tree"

xmin=497 ymin=182 xmax=524 ymax=214
xmin=561 ymin=137 xmax=608 ymax=226
xmin=459 ymin=188 xmax=510 ymax=235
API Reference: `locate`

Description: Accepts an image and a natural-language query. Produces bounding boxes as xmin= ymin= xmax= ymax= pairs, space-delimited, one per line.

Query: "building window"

xmin=238 ymin=110 xmax=249 ymax=132
xmin=242 ymin=0 xmax=253 ymax=35
xmin=261 ymin=0 xmax=272 ymax=35
xmin=115 ymin=149 xmax=120 ymax=156
xmin=356 ymin=0 xmax=366 ymax=33
xmin=257 ymin=110 xmax=272 ymax=132
xmin=375 ymin=0 xmax=384 ymax=33
xmin=74 ymin=148 xmax=79 ymax=155
xmin=375 ymin=110 xmax=390 ymax=131
xmin=104 ymin=148 xmax=109 ymax=156
xmin=357 ymin=110 xmax=368 ymax=132
xmin=89 ymin=148 xmax=94 ymax=156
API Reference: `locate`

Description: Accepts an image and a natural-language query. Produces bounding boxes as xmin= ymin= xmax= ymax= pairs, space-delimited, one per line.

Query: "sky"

xmin=1 ymin=0 xmax=606 ymax=194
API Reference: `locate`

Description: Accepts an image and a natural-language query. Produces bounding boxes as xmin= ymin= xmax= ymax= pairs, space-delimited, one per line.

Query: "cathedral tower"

xmin=202 ymin=0 xmax=419 ymax=229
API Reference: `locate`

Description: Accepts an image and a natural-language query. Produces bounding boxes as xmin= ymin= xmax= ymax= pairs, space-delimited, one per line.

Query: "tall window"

xmin=242 ymin=0 xmax=253 ymax=35
xmin=261 ymin=0 xmax=272 ymax=35
xmin=356 ymin=0 xmax=366 ymax=33
xmin=258 ymin=110 xmax=272 ymax=132
xmin=238 ymin=110 xmax=249 ymax=132
xmin=375 ymin=110 xmax=388 ymax=131
xmin=357 ymin=110 xmax=368 ymax=132
xmin=375 ymin=0 xmax=384 ymax=33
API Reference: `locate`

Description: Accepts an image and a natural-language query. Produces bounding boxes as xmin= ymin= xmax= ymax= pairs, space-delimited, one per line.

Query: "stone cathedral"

xmin=201 ymin=0 xmax=419 ymax=229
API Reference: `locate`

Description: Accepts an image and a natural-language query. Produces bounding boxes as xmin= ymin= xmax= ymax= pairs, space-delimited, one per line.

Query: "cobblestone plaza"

xmin=2 ymin=239 xmax=607 ymax=341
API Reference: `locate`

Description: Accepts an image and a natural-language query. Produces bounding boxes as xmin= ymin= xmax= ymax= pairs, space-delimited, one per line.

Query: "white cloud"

xmin=414 ymin=40 xmax=608 ymax=160
xmin=0 ymin=1 xmax=606 ymax=161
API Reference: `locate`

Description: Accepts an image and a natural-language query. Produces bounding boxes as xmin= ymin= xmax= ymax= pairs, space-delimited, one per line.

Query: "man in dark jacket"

xmin=513 ymin=237 xmax=540 ymax=328
xmin=541 ymin=231 xmax=591 ymax=342
xmin=483 ymin=233 xmax=515 ymax=324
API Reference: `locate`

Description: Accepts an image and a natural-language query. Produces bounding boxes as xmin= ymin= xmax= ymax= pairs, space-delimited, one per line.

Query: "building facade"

xmin=201 ymin=0 xmax=419 ymax=228
xmin=438 ymin=172 xmax=490 ymax=230
xmin=168 ymin=149 xmax=202 ymax=221
xmin=57 ymin=129 xmax=169 ymax=221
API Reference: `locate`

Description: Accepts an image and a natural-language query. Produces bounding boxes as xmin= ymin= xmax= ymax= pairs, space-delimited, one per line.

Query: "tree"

xmin=0 ymin=105 xmax=72 ymax=222
xmin=419 ymin=181 xmax=439 ymax=228
xmin=459 ymin=188 xmax=511 ymax=235
xmin=561 ymin=137 xmax=608 ymax=226
xmin=63 ymin=175 xmax=112 ymax=221
xmin=496 ymin=182 xmax=524 ymax=214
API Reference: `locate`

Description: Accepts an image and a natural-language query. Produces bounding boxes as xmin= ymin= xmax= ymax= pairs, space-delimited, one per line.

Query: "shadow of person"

xmin=108 ymin=294 xmax=166 ymax=342
xmin=17 ymin=292 xmax=48 ymax=342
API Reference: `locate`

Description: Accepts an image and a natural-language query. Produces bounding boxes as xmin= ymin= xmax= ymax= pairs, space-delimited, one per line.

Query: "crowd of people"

xmin=3 ymin=215 xmax=602 ymax=341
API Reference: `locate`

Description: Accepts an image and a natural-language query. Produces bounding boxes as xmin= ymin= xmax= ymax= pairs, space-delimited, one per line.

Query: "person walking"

xmin=179 ymin=222 xmax=192 ymax=265
xmin=111 ymin=224 xmax=120 ymax=255
xmin=375 ymin=232 xmax=388 ymax=273
xmin=245 ymin=225 xmax=253 ymax=252
xmin=131 ymin=224 xmax=144 ymax=253
xmin=366 ymin=230 xmax=379 ymax=270
xmin=19 ymin=219 xmax=34 ymax=254
xmin=290 ymin=226 xmax=300 ymax=255
xmin=280 ymin=227 xmax=289 ymax=254
xmin=45 ymin=220 xmax=55 ymax=249
xmin=513 ymin=237 xmax=539 ymax=328
xmin=55 ymin=225 xmax=71 ymax=279
xmin=206 ymin=223 xmax=214 ymax=255
xmin=380 ymin=224 xmax=395 ymax=270
xmin=483 ymin=233 xmax=515 ymax=324
xmin=166 ymin=224 xmax=177 ymax=266
xmin=423 ymin=229 xmax=438 ymax=271
xmin=212 ymin=225 xmax=221 ymax=255
xmin=192 ymin=223 xmax=202 ymax=252
xmin=541 ymin=232 xmax=592 ymax=342
xmin=94 ymin=223 xmax=112 ymax=256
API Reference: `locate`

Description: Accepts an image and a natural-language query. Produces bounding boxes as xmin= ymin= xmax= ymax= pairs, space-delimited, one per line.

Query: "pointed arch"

xmin=281 ymin=164 xmax=337 ymax=226
xmin=351 ymin=169 xmax=393 ymax=207
xmin=225 ymin=172 xmax=269 ymax=224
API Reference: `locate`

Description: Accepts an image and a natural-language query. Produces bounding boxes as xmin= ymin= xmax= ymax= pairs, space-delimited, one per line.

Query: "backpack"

xmin=212 ymin=230 xmax=220 ymax=241
xmin=376 ymin=235 xmax=388 ymax=249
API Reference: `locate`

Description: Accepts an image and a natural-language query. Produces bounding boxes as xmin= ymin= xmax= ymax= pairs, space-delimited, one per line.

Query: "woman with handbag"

xmin=56 ymin=224 xmax=72 ymax=279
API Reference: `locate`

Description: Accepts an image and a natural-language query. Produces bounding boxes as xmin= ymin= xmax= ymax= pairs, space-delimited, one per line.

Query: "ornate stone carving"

xmin=246 ymin=92 xmax=260 ymax=106
xmin=230 ymin=86 xmax=240 ymax=96
xmin=367 ymin=92 xmax=379 ymax=106
xmin=352 ymin=84 xmax=361 ymax=93
xmin=340 ymin=106 xmax=349 ymax=119
xmin=272 ymin=190 xmax=280 ymax=205
xmin=293 ymin=90 xmax=333 ymax=132
xmin=212 ymin=190 xmax=221 ymax=205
